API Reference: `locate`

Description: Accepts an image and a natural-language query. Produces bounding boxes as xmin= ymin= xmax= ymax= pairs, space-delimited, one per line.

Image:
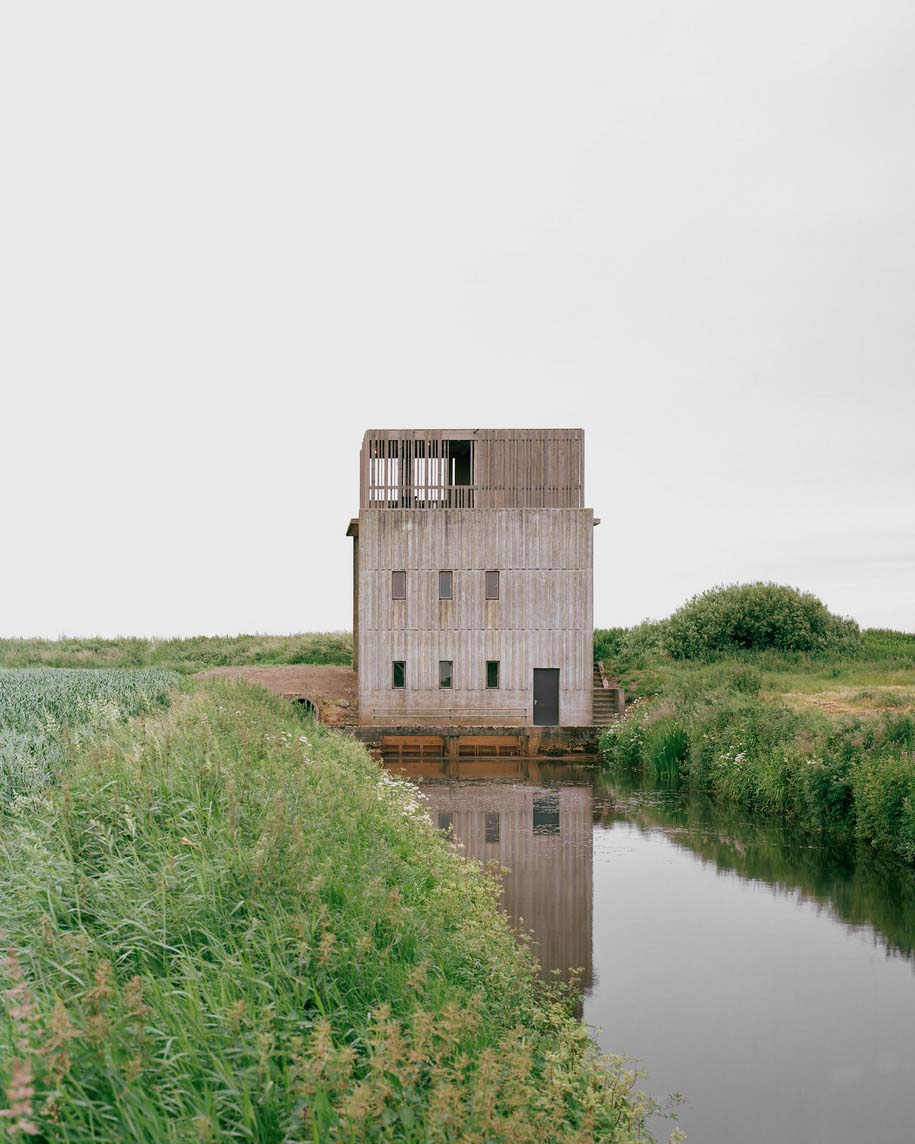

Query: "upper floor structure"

xmin=359 ymin=428 xmax=585 ymax=510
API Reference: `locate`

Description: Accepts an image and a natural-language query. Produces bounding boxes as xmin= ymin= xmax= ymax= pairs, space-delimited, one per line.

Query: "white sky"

xmin=2 ymin=2 xmax=913 ymax=638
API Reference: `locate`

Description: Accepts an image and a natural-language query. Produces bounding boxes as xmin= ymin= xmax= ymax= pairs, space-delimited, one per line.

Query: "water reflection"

xmin=385 ymin=758 xmax=915 ymax=1143
xmin=388 ymin=758 xmax=915 ymax=981
xmin=387 ymin=759 xmax=593 ymax=990
xmin=595 ymin=773 xmax=915 ymax=966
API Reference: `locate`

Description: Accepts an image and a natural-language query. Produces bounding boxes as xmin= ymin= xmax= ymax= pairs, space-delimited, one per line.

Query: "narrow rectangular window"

xmin=533 ymin=793 xmax=561 ymax=836
xmin=439 ymin=660 xmax=453 ymax=689
xmin=485 ymin=570 xmax=500 ymax=600
xmin=486 ymin=660 xmax=500 ymax=689
xmin=438 ymin=812 xmax=452 ymax=833
xmin=485 ymin=811 xmax=500 ymax=843
xmin=392 ymin=570 xmax=406 ymax=599
xmin=439 ymin=570 xmax=453 ymax=600
xmin=392 ymin=660 xmax=405 ymax=689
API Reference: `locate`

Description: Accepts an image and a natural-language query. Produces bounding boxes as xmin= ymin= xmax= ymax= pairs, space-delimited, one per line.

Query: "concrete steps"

xmin=593 ymin=664 xmax=622 ymax=727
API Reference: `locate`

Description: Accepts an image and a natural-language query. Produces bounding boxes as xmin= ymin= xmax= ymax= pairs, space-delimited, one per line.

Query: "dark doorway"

xmin=448 ymin=439 xmax=473 ymax=486
xmin=532 ymin=668 xmax=559 ymax=726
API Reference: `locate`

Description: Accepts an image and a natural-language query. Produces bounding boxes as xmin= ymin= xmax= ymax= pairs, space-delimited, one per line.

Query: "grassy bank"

xmin=598 ymin=631 xmax=915 ymax=866
xmin=0 ymin=633 xmax=352 ymax=673
xmin=1 ymin=679 xmax=653 ymax=1141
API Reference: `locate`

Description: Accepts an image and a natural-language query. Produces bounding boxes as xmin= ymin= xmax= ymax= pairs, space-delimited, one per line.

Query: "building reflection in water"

xmin=385 ymin=759 xmax=594 ymax=995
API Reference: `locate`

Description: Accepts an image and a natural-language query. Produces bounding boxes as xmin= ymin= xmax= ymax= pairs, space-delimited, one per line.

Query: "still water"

xmin=385 ymin=757 xmax=915 ymax=1143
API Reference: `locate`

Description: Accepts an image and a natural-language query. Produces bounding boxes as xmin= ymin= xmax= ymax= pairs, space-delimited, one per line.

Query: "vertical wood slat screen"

xmin=360 ymin=430 xmax=583 ymax=510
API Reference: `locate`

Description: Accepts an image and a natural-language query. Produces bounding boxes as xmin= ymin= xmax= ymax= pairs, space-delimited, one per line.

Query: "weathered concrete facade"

xmin=349 ymin=430 xmax=594 ymax=729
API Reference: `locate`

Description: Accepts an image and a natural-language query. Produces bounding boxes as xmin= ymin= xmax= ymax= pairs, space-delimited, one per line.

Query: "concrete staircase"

xmin=592 ymin=663 xmax=622 ymax=727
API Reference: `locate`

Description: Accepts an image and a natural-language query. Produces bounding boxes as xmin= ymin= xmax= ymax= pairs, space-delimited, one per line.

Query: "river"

xmin=385 ymin=757 xmax=915 ymax=1143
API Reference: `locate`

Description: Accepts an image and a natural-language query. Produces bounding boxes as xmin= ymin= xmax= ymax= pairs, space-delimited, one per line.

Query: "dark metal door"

xmin=533 ymin=668 xmax=559 ymax=726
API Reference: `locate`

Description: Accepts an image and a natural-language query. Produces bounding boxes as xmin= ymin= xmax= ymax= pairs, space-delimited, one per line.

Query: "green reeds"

xmin=0 ymin=680 xmax=655 ymax=1141
xmin=645 ymin=721 xmax=690 ymax=780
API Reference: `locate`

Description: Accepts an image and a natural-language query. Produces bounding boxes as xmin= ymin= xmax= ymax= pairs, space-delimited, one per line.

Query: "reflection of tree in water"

xmin=596 ymin=773 xmax=915 ymax=966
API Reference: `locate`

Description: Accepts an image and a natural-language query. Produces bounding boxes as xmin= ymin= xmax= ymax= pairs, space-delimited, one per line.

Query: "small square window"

xmin=392 ymin=570 xmax=406 ymax=599
xmin=439 ymin=570 xmax=453 ymax=600
xmin=486 ymin=660 xmax=500 ymax=689
xmin=392 ymin=660 xmax=405 ymax=689
xmin=485 ymin=570 xmax=500 ymax=600
xmin=485 ymin=811 xmax=500 ymax=843
xmin=439 ymin=660 xmax=453 ymax=689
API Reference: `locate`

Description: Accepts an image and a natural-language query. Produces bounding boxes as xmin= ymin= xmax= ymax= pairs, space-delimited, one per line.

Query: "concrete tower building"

xmin=347 ymin=429 xmax=595 ymax=733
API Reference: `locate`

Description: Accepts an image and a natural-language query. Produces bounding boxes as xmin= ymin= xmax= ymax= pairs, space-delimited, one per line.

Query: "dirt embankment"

xmin=196 ymin=665 xmax=358 ymax=727
xmin=782 ymin=686 xmax=915 ymax=717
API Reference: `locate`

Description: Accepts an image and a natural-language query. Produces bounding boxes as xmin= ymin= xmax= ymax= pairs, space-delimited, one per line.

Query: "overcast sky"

xmin=2 ymin=2 xmax=913 ymax=638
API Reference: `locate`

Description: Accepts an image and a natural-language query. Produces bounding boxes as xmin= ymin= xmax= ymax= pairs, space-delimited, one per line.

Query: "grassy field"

xmin=598 ymin=627 xmax=915 ymax=865
xmin=0 ymin=668 xmax=177 ymax=803
xmin=0 ymin=676 xmax=656 ymax=1141
xmin=0 ymin=633 xmax=352 ymax=673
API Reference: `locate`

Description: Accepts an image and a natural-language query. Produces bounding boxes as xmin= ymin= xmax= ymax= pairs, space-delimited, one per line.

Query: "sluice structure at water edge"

xmin=345 ymin=429 xmax=623 ymax=757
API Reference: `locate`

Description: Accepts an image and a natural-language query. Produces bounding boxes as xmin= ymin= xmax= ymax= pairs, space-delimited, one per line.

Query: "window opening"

xmin=485 ymin=812 xmax=500 ymax=843
xmin=533 ymin=793 xmax=561 ymax=836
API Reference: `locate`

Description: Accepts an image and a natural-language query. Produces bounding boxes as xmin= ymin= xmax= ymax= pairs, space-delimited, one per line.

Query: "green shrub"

xmin=622 ymin=621 xmax=669 ymax=659
xmin=599 ymin=715 xmax=647 ymax=772
xmin=724 ymin=665 xmax=763 ymax=695
xmin=853 ymin=752 xmax=915 ymax=862
xmin=593 ymin=628 xmax=627 ymax=665
xmin=664 ymin=583 xmax=861 ymax=658
xmin=801 ymin=751 xmax=855 ymax=833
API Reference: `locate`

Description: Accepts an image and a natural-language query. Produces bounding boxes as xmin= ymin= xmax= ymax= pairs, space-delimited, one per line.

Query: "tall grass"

xmin=0 ymin=680 xmax=657 ymax=1141
xmin=643 ymin=721 xmax=690 ymax=780
xmin=600 ymin=660 xmax=915 ymax=866
xmin=0 ymin=633 xmax=353 ymax=673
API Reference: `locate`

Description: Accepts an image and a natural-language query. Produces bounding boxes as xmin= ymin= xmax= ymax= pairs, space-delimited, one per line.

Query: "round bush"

xmin=664 ymin=582 xmax=860 ymax=658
